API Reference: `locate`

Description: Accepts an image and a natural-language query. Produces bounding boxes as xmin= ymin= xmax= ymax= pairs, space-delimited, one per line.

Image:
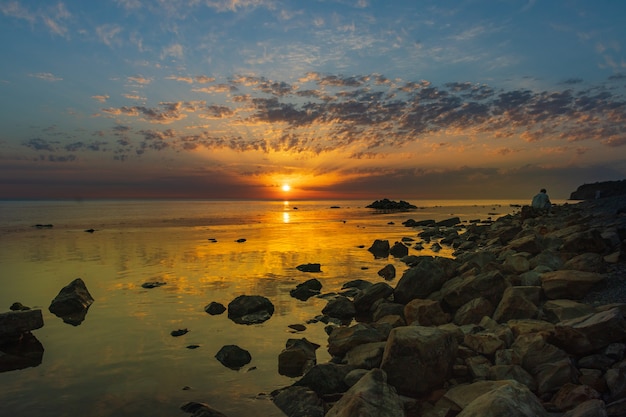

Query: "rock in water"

xmin=215 ymin=345 xmax=251 ymax=369
xmin=227 ymin=295 xmax=274 ymax=325
xmin=48 ymin=278 xmax=94 ymax=325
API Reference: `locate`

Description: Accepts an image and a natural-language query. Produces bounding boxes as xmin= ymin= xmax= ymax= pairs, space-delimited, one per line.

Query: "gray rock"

xmin=227 ymin=295 xmax=274 ymax=324
xmin=272 ymin=386 xmax=326 ymax=417
xmin=215 ymin=345 xmax=251 ymax=370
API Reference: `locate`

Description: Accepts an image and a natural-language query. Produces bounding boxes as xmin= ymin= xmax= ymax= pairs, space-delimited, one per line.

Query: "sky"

xmin=1 ymin=0 xmax=626 ymax=201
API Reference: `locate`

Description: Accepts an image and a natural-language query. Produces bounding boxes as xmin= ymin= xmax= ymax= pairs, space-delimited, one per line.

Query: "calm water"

xmin=0 ymin=199 xmax=530 ymax=417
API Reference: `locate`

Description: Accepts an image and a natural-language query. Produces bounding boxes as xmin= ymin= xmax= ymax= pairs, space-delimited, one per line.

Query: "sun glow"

xmin=281 ymin=184 xmax=291 ymax=192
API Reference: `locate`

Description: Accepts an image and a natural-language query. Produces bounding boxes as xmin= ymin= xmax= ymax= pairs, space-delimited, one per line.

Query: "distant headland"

xmin=569 ymin=179 xmax=626 ymax=200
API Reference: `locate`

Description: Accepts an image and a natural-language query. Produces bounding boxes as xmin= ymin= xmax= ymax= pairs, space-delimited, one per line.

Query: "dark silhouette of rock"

xmin=278 ymin=338 xmax=319 ymax=377
xmin=389 ymin=241 xmax=409 ymax=258
xmin=436 ymin=217 xmax=461 ymax=227
xmin=366 ymin=199 xmax=417 ymax=211
xmin=290 ymin=278 xmax=323 ymax=300
xmin=296 ymin=263 xmax=322 ymax=273
xmin=215 ymin=345 xmax=251 ymax=370
xmin=9 ymin=302 xmax=30 ymax=311
xmin=272 ymin=386 xmax=326 ymax=417
xmin=171 ymin=328 xmax=189 ymax=337
xmin=180 ymin=401 xmax=229 ymax=417
xmin=204 ymin=301 xmax=226 ymax=315
xmin=377 ymin=264 xmax=396 ymax=280
xmin=0 ymin=309 xmax=44 ymax=343
xmin=141 ymin=281 xmax=166 ymax=289
xmin=0 ymin=332 xmax=44 ymax=373
xmin=48 ymin=278 xmax=94 ymax=326
xmin=368 ymin=239 xmax=390 ymax=258
xmin=570 ymin=179 xmax=626 ymax=200
xmin=227 ymin=295 xmax=274 ymax=324
xmin=322 ymin=296 xmax=356 ymax=320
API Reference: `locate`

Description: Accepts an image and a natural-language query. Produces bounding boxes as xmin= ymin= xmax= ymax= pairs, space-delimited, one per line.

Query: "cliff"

xmin=569 ymin=179 xmax=626 ymax=200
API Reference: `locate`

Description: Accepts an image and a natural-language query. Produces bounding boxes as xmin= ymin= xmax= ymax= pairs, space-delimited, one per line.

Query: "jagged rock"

xmin=372 ymin=301 xmax=405 ymax=322
xmin=543 ymin=300 xmax=596 ymax=323
xmin=437 ymin=380 xmax=515 ymax=412
xmin=551 ymin=307 xmax=626 ymax=355
xmin=290 ymin=278 xmax=323 ymax=301
xmin=368 ymin=239 xmax=390 ymax=258
xmin=441 ymin=270 xmax=508 ymax=309
xmin=403 ymin=299 xmax=450 ymax=326
xmin=506 ymin=234 xmax=542 ymax=255
xmin=455 ymin=380 xmax=548 ymax=417
xmin=437 ymin=217 xmax=461 ymax=227
xmin=503 ymin=253 xmax=530 ymax=273
xmin=466 ymin=355 xmax=492 ymax=379
xmin=294 ymin=363 xmax=354 ymax=396
xmin=541 ymin=270 xmax=604 ymax=300
xmin=204 ymin=301 xmax=226 ymax=315
xmin=380 ymin=325 xmax=458 ymax=396
xmin=278 ymin=338 xmax=319 ymax=377
xmin=272 ymin=386 xmax=326 ymax=417
xmin=344 ymin=342 xmax=386 ymax=370
xmin=322 ymin=296 xmax=355 ymax=320
xmin=48 ymin=278 xmax=94 ymax=325
xmin=563 ymin=253 xmax=606 ymax=273
xmin=464 ymin=331 xmax=505 ymax=356
xmin=227 ymin=295 xmax=274 ymax=324
xmin=492 ymin=286 xmax=541 ymax=323
xmin=454 ymin=297 xmax=495 ymax=326
xmin=393 ymin=258 xmax=447 ymax=304
xmin=354 ymin=282 xmax=394 ymax=314
xmin=0 ymin=309 xmax=44 ymax=342
xmin=377 ymin=264 xmax=396 ymax=280
xmin=327 ymin=323 xmax=387 ymax=358
xmin=325 ymin=369 xmax=404 ymax=417
xmin=389 ymin=242 xmax=409 ymax=258
xmin=215 ymin=345 xmax=251 ymax=370
xmin=551 ymin=383 xmax=602 ymax=412
xmin=366 ymin=199 xmax=417 ymax=211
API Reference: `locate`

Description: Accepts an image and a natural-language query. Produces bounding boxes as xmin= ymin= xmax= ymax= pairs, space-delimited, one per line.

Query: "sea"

xmin=0 ymin=198 xmax=554 ymax=417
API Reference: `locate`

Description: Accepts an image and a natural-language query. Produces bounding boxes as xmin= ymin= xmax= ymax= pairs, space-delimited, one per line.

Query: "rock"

xmin=353 ymin=282 xmax=394 ymax=314
xmin=372 ymin=302 xmax=405 ymax=322
xmin=380 ymin=325 xmax=458 ymax=397
xmin=441 ymin=270 xmax=508 ymax=309
xmin=543 ymin=300 xmax=596 ymax=323
xmin=366 ymin=199 xmax=417 ymax=211
xmin=550 ymin=307 xmax=626 ymax=355
xmin=290 ymin=278 xmax=323 ymax=301
xmin=294 ymin=363 xmax=353 ymax=396
xmin=506 ymin=234 xmax=542 ymax=255
xmin=0 ymin=332 xmax=44 ymax=372
xmin=141 ymin=281 xmax=166 ymax=288
xmin=563 ymin=253 xmax=606 ymax=273
xmin=204 ymin=302 xmax=226 ymax=315
xmin=437 ymin=380 xmax=517 ymax=411
xmin=570 ymin=179 xmax=626 ymax=200
xmin=561 ymin=399 xmax=607 ymax=417
xmin=403 ymin=299 xmax=450 ymax=326
xmin=48 ymin=278 xmax=94 ymax=325
xmin=551 ymin=383 xmax=602 ymax=412
xmin=0 ymin=309 xmax=44 ymax=342
xmin=180 ymin=401 xmax=229 ymax=417
xmin=215 ymin=345 xmax=251 ymax=370
xmin=389 ymin=242 xmax=408 ymax=258
xmin=278 ymin=338 xmax=319 ymax=377
xmin=9 ymin=302 xmax=30 ymax=311
xmin=455 ymin=380 xmax=548 ymax=417
xmin=322 ymin=296 xmax=355 ymax=320
xmin=503 ymin=254 xmax=530 ymax=273
xmin=296 ymin=263 xmax=322 ymax=273
xmin=492 ymin=286 xmax=541 ymax=323
xmin=541 ymin=270 xmax=604 ymax=300
xmin=344 ymin=342 xmax=386 ymax=370
xmin=464 ymin=331 xmax=505 ymax=356
xmin=393 ymin=258 xmax=448 ymax=304
xmin=436 ymin=217 xmax=461 ymax=227
xmin=171 ymin=328 xmax=189 ymax=337
xmin=561 ymin=230 xmax=608 ymax=254
xmin=324 ymin=369 xmax=404 ymax=417
xmin=377 ymin=264 xmax=396 ymax=280
xmin=227 ymin=295 xmax=274 ymax=324
xmin=487 ymin=364 xmax=537 ymax=391
xmin=327 ymin=323 xmax=387 ymax=358
xmin=368 ymin=239 xmax=390 ymax=258
xmin=454 ymin=297 xmax=495 ymax=326
xmin=272 ymin=386 xmax=326 ymax=417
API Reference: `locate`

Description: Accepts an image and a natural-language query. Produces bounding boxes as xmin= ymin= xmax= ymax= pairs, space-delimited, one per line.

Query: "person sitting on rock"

xmin=531 ymin=188 xmax=552 ymax=211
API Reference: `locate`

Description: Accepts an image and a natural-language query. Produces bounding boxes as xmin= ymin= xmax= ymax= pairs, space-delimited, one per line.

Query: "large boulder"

xmin=541 ymin=270 xmax=604 ymax=300
xmin=325 ymin=369 xmax=404 ymax=417
xmin=354 ymin=282 xmax=394 ymax=314
xmin=441 ymin=271 xmax=508 ymax=309
xmin=403 ymin=299 xmax=450 ymax=326
xmin=227 ymin=295 xmax=274 ymax=324
xmin=278 ymin=338 xmax=319 ymax=377
xmin=368 ymin=239 xmax=390 ymax=258
xmin=48 ymin=278 xmax=94 ymax=325
xmin=272 ymin=386 xmax=326 ymax=417
xmin=327 ymin=323 xmax=387 ymax=358
xmin=456 ymin=380 xmax=548 ymax=417
xmin=492 ymin=286 xmax=541 ymax=323
xmin=380 ymin=325 xmax=458 ymax=396
xmin=322 ymin=296 xmax=356 ymax=320
xmin=454 ymin=297 xmax=495 ymax=326
xmin=393 ymin=258 xmax=447 ymax=304
xmin=294 ymin=363 xmax=354 ymax=396
xmin=0 ymin=309 xmax=44 ymax=342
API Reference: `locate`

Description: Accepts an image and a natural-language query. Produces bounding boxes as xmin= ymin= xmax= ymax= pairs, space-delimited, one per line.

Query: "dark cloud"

xmin=23 ymin=138 xmax=58 ymax=151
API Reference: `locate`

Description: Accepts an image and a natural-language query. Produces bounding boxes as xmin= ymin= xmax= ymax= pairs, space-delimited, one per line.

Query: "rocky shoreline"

xmin=265 ymin=195 xmax=626 ymax=417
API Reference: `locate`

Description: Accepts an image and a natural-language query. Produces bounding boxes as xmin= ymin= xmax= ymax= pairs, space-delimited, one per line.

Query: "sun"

xmin=281 ymin=184 xmax=291 ymax=192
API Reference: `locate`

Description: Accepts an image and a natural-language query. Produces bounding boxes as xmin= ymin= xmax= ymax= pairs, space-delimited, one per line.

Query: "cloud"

xmin=96 ymin=24 xmax=123 ymax=47
xmin=127 ymin=75 xmax=152 ymax=85
xmin=161 ymin=43 xmax=184 ymax=60
xmin=92 ymin=94 xmax=110 ymax=103
xmin=1 ymin=1 xmax=36 ymax=23
xmin=29 ymin=72 xmax=63 ymax=82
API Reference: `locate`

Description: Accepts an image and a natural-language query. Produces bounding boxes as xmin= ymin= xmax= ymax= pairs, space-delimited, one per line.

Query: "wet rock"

xmin=454 ymin=297 xmax=495 ymax=326
xmin=393 ymin=258 xmax=447 ymax=304
xmin=296 ymin=263 xmax=322 ymax=273
xmin=0 ymin=332 xmax=44 ymax=372
xmin=272 ymin=386 xmax=326 ymax=417
xmin=141 ymin=281 xmax=166 ymax=288
xmin=180 ymin=401 xmax=229 ymax=417
xmin=541 ymin=270 xmax=605 ymax=300
xmin=327 ymin=323 xmax=387 ymax=358
xmin=0 ymin=309 xmax=44 ymax=342
xmin=215 ymin=345 xmax=251 ymax=370
xmin=403 ymin=299 xmax=450 ymax=326
xmin=9 ymin=302 xmax=30 ymax=311
xmin=551 ymin=307 xmax=626 ymax=355
xmin=353 ymin=282 xmax=394 ymax=314
xmin=171 ymin=329 xmax=189 ymax=337
xmin=377 ymin=264 xmax=396 ymax=280
xmin=48 ymin=278 xmax=94 ymax=325
xmin=322 ymin=296 xmax=355 ymax=320
xmin=278 ymin=338 xmax=319 ymax=377
xmin=436 ymin=217 xmax=461 ymax=227
xmin=344 ymin=341 xmax=386 ymax=370
xmin=368 ymin=239 xmax=390 ymax=258
xmin=204 ymin=301 xmax=226 ymax=315
xmin=227 ymin=295 xmax=274 ymax=325
xmin=290 ymin=278 xmax=322 ymax=301
xmin=294 ymin=363 xmax=353 ymax=396
xmin=389 ymin=241 xmax=408 ymax=258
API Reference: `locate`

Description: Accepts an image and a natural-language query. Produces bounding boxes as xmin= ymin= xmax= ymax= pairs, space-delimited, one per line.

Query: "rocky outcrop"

xmin=570 ymin=179 xmax=626 ymax=200
xmin=48 ymin=278 xmax=94 ymax=325
xmin=366 ymin=199 xmax=417 ymax=211
xmin=273 ymin=195 xmax=626 ymax=416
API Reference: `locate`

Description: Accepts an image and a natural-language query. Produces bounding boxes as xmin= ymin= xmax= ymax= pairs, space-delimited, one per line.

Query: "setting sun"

xmin=281 ymin=184 xmax=291 ymax=192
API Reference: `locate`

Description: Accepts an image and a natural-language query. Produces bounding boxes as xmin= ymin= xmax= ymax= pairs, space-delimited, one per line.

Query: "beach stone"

xmin=503 ymin=254 xmax=530 ymax=273
xmin=393 ymin=258 xmax=447 ymax=304
xmin=541 ymin=270 xmax=604 ymax=300
xmin=441 ymin=270 xmax=508 ymax=309
xmin=322 ymin=296 xmax=355 ymax=320
xmin=487 ymin=364 xmax=537 ymax=391
xmin=505 ymin=234 xmax=542 ymax=255
xmin=368 ymin=239 xmax=390 ymax=258
xmin=403 ymin=298 xmax=450 ymax=326
xmin=325 ymin=368 xmax=404 ymax=417
xmin=290 ymin=278 xmax=322 ymax=301
xmin=377 ymin=264 xmax=396 ymax=280
xmin=278 ymin=338 xmax=319 ymax=377
xmin=561 ymin=230 xmax=608 ymax=254
xmin=48 ymin=278 xmax=94 ymax=325
xmin=454 ymin=297 xmax=495 ymax=326
xmin=492 ymin=286 xmax=541 ymax=323
xmin=327 ymin=323 xmax=387 ymax=358
xmin=215 ymin=345 xmax=251 ymax=370
xmin=0 ymin=309 xmax=44 ymax=341
xmin=455 ymin=380 xmax=548 ymax=417
xmin=551 ymin=307 xmax=626 ymax=355
xmin=204 ymin=301 xmax=226 ymax=315
xmin=466 ymin=355 xmax=492 ymax=379
xmin=507 ymin=319 xmax=555 ymax=339
xmin=354 ymin=282 xmax=393 ymax=314
xmin=437 ymin=380 xmax=515 ymax=411
xmin=464 ymin=331 xmax=505 ymax=355
xmin=227 ymin=295 xmax=274 ymax=324
xmin=561 ymin=399 xmax=607 ymax=417
xmin=296 ymin=263 xmax=322 ymax=273
xmin=529 ymin=250 xmax=564 ymax=270
xmin=389 ymin=241 xmax=409 ymax=258
xmin=437 ymin=217 xmax=460 ymax=227
xmin=372 ymin=301 xmax=404 ymax=322
xmin=543 ymin=299 xmax=596 ymax=323
xmin=563 ymin=253 xmax=606 ymax=273
xmin=272 ymin=386 xmax=326 ymax=417
xmin=380 ymin=325 xmax=458 ymax=396
xmin=180 ymin=401 xmax=229 ymax=417
xmin=551 ymin=383 xmax=602 ymax=412
xmin=344 ymin=342 xmax=386 ymax=370
xmin=294 ymin=363 xmax=353 ymax=396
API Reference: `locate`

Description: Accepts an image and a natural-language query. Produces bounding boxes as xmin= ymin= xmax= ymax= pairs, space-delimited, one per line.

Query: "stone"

xmin=389 ymin=241 xmax=409 ymax=258
xmin=560 ymin=230 xmax=607 ymax=254
xmin=322 ymin=296 xmax=356 ymax=320
xmin=541 ymin=270 xmax=604 ymax=300
xmin=0 ymin=309 xmax=44 ymax=341
xmin=487 ymin=364 xmax=537 ymax=391
xmin=455 ymin=380 xmax=548 ymax=417
xmin=296 ymin=263 xmax=322 ymax=273
xmin=551 ymin=307 xmax=626 ymax=355
xmin=290 ymin=278 xmax=323 ymax=301
xmin=0 ymin=332 xmax=44 ymax=372
xmin=344 ymin=342 xmax=386 ymax=370
xmin=227 ymin=295 xmax=274 ymax=324
xmin=325 ymin=369 xmax=404 ymax=417
xmin=453 ymin=297 xmax=495 ymax=326
xmin=380 ymin=325 xmax=458 ymax=397
xmin=437 ymin=217 xmax=461 ymax=227
xmin=441 ymin=270 xmax=508 ymax=309
xmin=294 ymin=363 xmax=353 ymax=396
xmin=215 ymin=345 xmax=251 ymax=370
xmin=377 ymin=264 xmax=396 ymax=280
xmin=278 ymin=338 xmax=319 ymax=377
xmin=48 ymin=278 xmax=94 ymax=325
xmin=464 ymin=331 xmax=505 ymax=355
xmin=393 ymin=258 xmax=447 ymax=304
xmin=272 ymin=386 xmax=326 ymax=417
xmin=327 ymin=323 xmax=387 ymax=358
xmin=503 ymin=254 xmax=530 ymax=273
xmin=505 ymin=234 xmax=542 ymax=255
xmin=563 ymin=253 xmax=606 ymax=273
xmin=403 ymin=299 xmax=450 ymax=326
xmin=368 ymin=239 xmax=390 ymax=258
xmin=180 ymin=401 xmax=229 ymax=417
xmin=466 ymin=355 xmax=492 ymax=379
xmin=551 ymin=383 xmax=602 ymax=412
xmin=543 ymin=300 xmax=596 ymax=323
xmin=561 ymin=399 xmax=607 ymax=417
xmin=437 ymin=380 xmax=515 ymax=411
xmin=492 ymin=286 xmax=541 ymax=323
xmin=354 ymin=282 xmax=394 ymax=314
xmin=204 ymin=302 xmax=226 ymax=315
